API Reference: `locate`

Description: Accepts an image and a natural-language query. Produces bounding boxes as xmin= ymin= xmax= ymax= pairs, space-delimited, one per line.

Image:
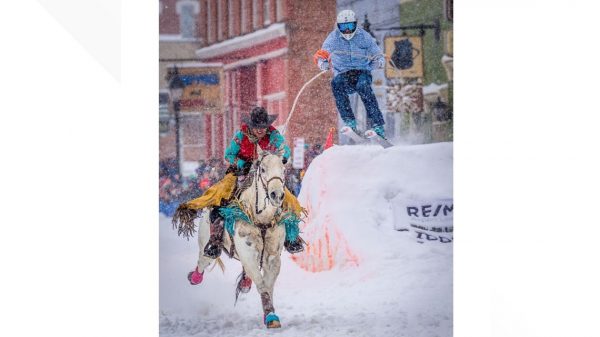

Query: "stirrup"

xmin=284 ymin=239 xmax=304 ymax=254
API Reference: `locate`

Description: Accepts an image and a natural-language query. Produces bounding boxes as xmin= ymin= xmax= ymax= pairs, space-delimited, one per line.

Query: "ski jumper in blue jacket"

xmin=315 ymin=10 xmax=387 ymax=138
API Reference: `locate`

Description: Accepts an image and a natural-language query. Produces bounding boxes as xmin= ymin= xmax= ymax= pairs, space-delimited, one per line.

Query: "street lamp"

xmin=168 ymin=67 xmax=185 ymax=175
xmin=362 ymin=14 xmax=376 ymax=39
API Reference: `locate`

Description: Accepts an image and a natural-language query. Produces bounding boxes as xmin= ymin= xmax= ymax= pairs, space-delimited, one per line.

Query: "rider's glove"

xmin=282 ymin=157 xmax=288 ymax=165
xmin=234 ymin=160 xmax=252 ymax=176
xmin=242 ymin=161 xmax=252 ymax=171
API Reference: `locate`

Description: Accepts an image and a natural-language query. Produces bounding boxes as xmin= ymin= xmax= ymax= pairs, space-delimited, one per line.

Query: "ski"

xmin=364 ymin=129 xmax=394 ymax=148
xmin=340 ymin=126 xmax=368 ymax=144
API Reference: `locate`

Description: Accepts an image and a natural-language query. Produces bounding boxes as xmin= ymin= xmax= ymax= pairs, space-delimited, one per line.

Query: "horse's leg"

xmin=189 ymin=210 xmax=213 ymax=284
xmin=262 ymin=226 xmax=286 ymax=297
xmin=257 ymin=225 xmax=286 ymax=328
xmin=233 ymin=222 xmax=278 ymax=326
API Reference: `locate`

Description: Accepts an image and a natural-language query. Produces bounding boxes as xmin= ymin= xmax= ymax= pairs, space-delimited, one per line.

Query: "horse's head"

xmin=255 ymin=146 xmax=286 ymax=207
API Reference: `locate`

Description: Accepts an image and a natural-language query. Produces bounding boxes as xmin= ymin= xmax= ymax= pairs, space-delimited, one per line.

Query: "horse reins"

xmin=253 ymin=156 xmax=284 ymax=215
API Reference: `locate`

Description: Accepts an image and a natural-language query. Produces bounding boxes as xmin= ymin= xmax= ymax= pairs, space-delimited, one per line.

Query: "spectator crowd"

xmin=159 ymin=144 xmax=324 ymax=216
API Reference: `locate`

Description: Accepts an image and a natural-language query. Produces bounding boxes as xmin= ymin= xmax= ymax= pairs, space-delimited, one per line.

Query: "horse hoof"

xmin=264 ymin=312 xmax=281 ymax=329
xmin=238 ymin=276 xmax=252 ymax=293
xmin=187 ymin=267 xmax=204 ymax=285
xmin=267 ymin=320 xmax=281 ymax=329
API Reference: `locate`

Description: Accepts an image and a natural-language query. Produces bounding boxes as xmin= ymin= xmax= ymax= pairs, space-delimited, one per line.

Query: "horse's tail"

xmin=171 ymin=204 xmax=198 ymax=239
xmin=215 ymin=257 xmax=225 ymax=273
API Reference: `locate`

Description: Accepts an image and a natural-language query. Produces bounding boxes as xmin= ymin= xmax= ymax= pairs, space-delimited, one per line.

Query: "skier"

xmin=314 ymin=9 xmax=387 ymax=139
xmin=173 ymin=106 xmax=305 ymax=259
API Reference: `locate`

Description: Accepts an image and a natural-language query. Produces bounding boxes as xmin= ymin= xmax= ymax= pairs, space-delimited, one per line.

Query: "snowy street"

xmin=160 ymin=143 xmax=453 ymax=337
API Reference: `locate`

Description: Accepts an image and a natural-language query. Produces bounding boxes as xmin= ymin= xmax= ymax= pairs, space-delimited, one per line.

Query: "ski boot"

xmin=345 ymin=119 xmax=359 ymax=134
xmin=372 ymin=125 xmax=386 ymax=139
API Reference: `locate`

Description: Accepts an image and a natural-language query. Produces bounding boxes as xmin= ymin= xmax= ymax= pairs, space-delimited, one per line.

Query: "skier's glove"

xmin=318 ymin=59 xmax=330 ymax=71
xmin=282 ymin=157 xmax=288 ymax=165
xmin=376 ymin=57 xmax=385 ymax=69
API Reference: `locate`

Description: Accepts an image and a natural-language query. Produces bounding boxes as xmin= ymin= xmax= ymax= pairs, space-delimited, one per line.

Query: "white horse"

xmin=192 ymin=147 xmax=288 ymax=328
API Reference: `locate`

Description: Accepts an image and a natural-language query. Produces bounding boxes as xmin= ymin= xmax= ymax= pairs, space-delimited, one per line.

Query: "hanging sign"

xmin=168 ymin=65 xmax=222 ymax=113
xmin=292 ymin=137 xmax=305 ymax=169
xmin=384 ymin=36 xmax=424 ymax=79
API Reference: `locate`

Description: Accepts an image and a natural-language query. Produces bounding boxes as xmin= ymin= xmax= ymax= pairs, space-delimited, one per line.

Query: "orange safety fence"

xmin=291 ymin=213 xmax=360 ymax=272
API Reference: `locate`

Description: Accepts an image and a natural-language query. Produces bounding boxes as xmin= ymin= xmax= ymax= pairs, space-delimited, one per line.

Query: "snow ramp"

xmin=294 ymin=142 xmax=453 ymax=271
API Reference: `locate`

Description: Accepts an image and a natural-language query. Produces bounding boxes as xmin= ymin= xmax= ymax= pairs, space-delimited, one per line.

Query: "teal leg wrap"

xmin=281 ymin=212 xmax=301 ymax=242
xmin=219 ymin=206 xmax=251 ymax=236
xmin=265 ymin=312 xmax=279 ymax=324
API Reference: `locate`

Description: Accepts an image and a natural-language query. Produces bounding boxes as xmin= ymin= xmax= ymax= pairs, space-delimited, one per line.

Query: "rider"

xmin=314 ymin=9 xmax=387 ymax=139
xmin=174 ymin=106 xmax=305 ymax=259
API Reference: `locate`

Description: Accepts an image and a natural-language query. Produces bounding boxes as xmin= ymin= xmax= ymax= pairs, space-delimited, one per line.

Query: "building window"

xmin=445 ymin=0 xmax=453 ymax=21
xmin=263 ymin=0 xmax=270 ymax=25
xmin=276 ymin=0 xmax=283 ymax=21
xmin=159 ymin=91 xmax=171 ymax=136
xmin=241 ymin=0 xmax=248 ymax=33
xmin=176 ymin=0 xmax=200 ymax=38
xmin=217 ymin=0 xmax=223 ymax=40
xmin=228 ymin=0 xmax=235 ymax=37
xmin=207 ymin=0 xmax=214 ymax=43
xmin=252 ymin=0 xmax=259 ymax=29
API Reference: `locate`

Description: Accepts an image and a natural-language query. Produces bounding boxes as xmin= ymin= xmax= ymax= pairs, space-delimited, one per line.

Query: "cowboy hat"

xmin=241 ymin=107 xmax=278 ymax=128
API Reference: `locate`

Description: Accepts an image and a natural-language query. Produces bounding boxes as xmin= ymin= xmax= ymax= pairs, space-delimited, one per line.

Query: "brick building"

xmin=195 ymin=0 xmax=337 ymax=164
xmin=159 ymin=0 xmax=207 ymax=169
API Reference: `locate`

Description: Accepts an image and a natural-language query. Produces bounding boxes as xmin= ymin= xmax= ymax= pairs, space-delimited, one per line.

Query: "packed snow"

xmin=160 ymin=142 xmax=453 ymax=337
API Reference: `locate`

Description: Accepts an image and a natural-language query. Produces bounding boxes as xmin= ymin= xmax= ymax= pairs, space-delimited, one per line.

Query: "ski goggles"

xmin=337 ymin=22 xmax=357 ymax=33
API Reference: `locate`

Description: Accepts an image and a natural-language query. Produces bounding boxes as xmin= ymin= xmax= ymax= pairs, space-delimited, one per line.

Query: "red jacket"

xmin=224 ymin=124 xmax=289 ymax=168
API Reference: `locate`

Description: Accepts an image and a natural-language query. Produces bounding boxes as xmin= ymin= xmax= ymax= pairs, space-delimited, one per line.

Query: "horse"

xmin=181 ymin=146 xmax=289 ymax=329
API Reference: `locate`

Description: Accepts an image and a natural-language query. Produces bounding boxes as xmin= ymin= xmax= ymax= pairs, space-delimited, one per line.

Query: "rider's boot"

xmin=284 ymin=236 xmax=304 ymax=254
xmin=203 ymin=207 xmax=224 ymax=259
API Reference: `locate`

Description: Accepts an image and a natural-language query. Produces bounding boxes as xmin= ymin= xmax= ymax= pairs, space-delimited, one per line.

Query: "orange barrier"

xmin=291 ymin=213 xmax=360 ymax=272
xmin=324 ymin=127 xmax=335 ymax=150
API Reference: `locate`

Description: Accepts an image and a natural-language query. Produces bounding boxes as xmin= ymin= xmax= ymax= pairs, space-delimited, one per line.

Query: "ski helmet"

xmin=336 ymin=10 xmax=358 ymax=40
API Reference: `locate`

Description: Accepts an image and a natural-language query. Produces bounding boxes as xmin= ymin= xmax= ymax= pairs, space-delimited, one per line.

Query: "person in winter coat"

xmin=174 ymin=107 xmax=305 ymax=260
xmin=314 ymin=9 xmax=387 ymax=139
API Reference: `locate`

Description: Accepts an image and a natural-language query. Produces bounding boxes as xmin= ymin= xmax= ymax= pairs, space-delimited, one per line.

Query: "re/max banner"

xmin=392 ymin=198 xmax=453 ymax=244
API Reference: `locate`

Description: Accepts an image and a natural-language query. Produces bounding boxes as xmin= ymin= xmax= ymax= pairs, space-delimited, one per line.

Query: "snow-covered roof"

xmin=159 ymin=34 xmax=202 ymax=43
xmin=196 ymin=23 xmax=286 ymax=59
xmin=166 ymin=62 xmax=223 ymax=68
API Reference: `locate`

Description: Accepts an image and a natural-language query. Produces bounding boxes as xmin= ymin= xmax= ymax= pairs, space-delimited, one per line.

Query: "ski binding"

xmin=364 ymin=129 xmax=393 ymax=148
xmin=340 ymin=126 xmax=367 ymax=144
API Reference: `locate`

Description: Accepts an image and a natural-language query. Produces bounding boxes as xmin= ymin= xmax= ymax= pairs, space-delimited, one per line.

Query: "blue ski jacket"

xmin=320 ymin=27 xmax=384 ymax=77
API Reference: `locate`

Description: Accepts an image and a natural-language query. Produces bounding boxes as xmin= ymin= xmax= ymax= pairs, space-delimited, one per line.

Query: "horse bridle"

xmin=253 ymin=154 xmax=284 ymax=215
